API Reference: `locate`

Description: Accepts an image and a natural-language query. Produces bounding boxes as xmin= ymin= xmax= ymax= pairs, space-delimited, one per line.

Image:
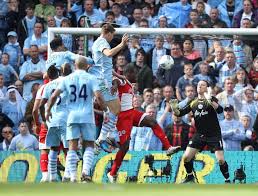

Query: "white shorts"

xmin=67 ymin=123 xmax=96 ymax=141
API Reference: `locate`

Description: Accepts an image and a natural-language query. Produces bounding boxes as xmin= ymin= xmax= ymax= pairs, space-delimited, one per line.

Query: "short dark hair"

xmin=123 ymin=64 xmax=136 ymax=75
xmin=50 ymin=37 xmax=63 ymax=50
xmin=47 ymin=65 xmax=59 ymax=79
xmin=101 ymin=23 xmax=115 ymax=34
xmin=19 ymin=119 xmax=29 ymax=126
xmin=25 ymin=3 xmax=35 ymax=10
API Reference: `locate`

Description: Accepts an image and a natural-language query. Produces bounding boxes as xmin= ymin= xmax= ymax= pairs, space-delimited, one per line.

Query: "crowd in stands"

xmin=0 ymin=0 xmax=258 ymax=152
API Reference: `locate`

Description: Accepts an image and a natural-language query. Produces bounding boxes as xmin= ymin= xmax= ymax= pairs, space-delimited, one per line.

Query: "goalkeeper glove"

xmin=204 ymin=87 xmax=212 ymax=100
xmin=169 ymin=99 xmax=180 ymax=116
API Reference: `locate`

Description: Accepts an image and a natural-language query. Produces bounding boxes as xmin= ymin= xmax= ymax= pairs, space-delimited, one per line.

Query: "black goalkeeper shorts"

xmin=188 ymin=133 xmax=223 ymax=152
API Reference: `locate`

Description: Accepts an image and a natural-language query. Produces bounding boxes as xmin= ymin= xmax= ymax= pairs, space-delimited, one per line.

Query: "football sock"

xmin=110 ymin=149 xmax=127 ymax=176
xmin=66 ymin=150 xmax=78 ymax=181
xmin=219 ymin=161 xmax=230 ymax=180
xmin=152 ymin=124 xmax=171 ymax=149
xmin=63 ymin=157 xmax=70 ymax=178
xmin=98 ymin=112 xmax=117 ymax=141
xmin=40 ymin=153 xmax=48 ymax=172
xmin=184 ymin=159 xmax=194 ymax=174
xmin=82 ymin=147 xmax=94 ymax=176
xmin=48 ymin=150 xmax=58 ymax=181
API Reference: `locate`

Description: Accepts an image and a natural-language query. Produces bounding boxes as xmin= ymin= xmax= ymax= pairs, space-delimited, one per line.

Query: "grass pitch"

xmin=1 ymin=184 xmax=257 ymax=196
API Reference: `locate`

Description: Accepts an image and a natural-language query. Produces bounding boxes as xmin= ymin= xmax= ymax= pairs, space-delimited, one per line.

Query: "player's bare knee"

xmin=218 ymin=159 xmax=225 ymax=165
xmin=83 ymin=141 xmax=94 ymax=148
xmin=182 ymin=155 xmax=191 ymax=163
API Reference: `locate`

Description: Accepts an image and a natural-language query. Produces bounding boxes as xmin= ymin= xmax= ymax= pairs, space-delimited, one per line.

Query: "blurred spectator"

xmin=120 ymin=0 xmax=135 ymax=23
xmin=142 ymin=2 xmax=154 ymax=27
xmin=139 ymin=19 xmax=155 ymax=53
xmin=5 ymin=0 xmax=20 ymax=33
xmin=9 ymin=120 xmax=39 ymax=151
xmin=23 ymin=22 xmax=48 ymax=61
xmin=185 ymin=9 xmax=201 ymax=28
xmin=240 ymin=114 xmax=257 ymax=150
xmin=154 ymin=15 xmax=171 ymax=28
xmin=0 ymin=53 xmax=19 ymax=86
xmin=34 ymin=0 xmax=55 ymax=25
xmin=217 ymin=0 xmax=243 ymax=28
xmin=0 ymin=126 xmax=14 ymax=151
xmin=129 ymin=104 xmax=163 ymax=151
xmin=156 ymin=42 xmax=188 ymax=88
xmin=98 ymin=0 xmax=110 ymax=20
xmin=81 ymin=0 xmax=104 ymax=27
xmin=128 ymin=48 xmax=153 ymax=94
xmin=233 ymin=0 xmax=258 ymax=28
xmin=196 ymin=1 xmax=211 ymax=27
xmin=220 ymin=104 xmax=246 ymax=151
xmin=219 ymin=50 xmax=239 ymax=87
xmin=60 ymin=19 xmax=74 ymax=52
xmin=233 ymin=86 xmax=258 ymax=125
xmin=3 ymin=31 xmax=22 ymax=73
xmin=17 ymin=3 xmax=44 ymax=49
xmin=193 ymin=62 xmax=214 ymax=87
xmin=133 ymin=94 xmax=144 ymax=112
xmin=114 ymin=53 xmax=127 ymax=75
xmin=165 ymin=112 xmax=195 ymax=150
xmin=20 ymin=45 xmax=45 ymax=101
xmin=191 ymin=0 xmax=211 ymax=15
xmin=128 ymin=35 xmax=141 ymax=63
xmin=233 ymin=68 xmax=250 ymax=92
xmin=153 ymin=87 xmax=162 ymax=109
xmin=158 ymin=0 xmax=192 ymax=28
xmin=228 ymin=35 xmax=253 ymax=71
xmin=67 ymin=0 xmax=83 ymax=24
xmin=241 ymin=17 xmax=253 ymax=27
xmin=183 ymin=37 xmax=202 ymax=67
xmin=111 ymin=3 xmax=129 ymax=27
xmin=216 ymin=77 xmax=237 ymax=119
xmin=54 ymin=2 xmax=67 ymax=27
xmin=0 ymin=73 xmax=6 ymax=112
xmin=153 ymin=0 xmax=167 ymax=16
xmin=14 ymin=80 xmax=23 ymax=96
xmin=147 ymin=35 xmax=170 ymax=77
xmin=2 ymin=85 xmax=26 ymax=134
xmin=208 ymin=46 xmax=226 ymax=84
xmin=248 ymin=57 xmax=258 ymax=88
xmin=209 ymin=8 xmax=228 ymax=28
xmin=42 ymin=16 xmax=56 ymax=38
xmin=130 ymin=7 xmax=143 ymax=28
xmin=0 ymin=111 xmax=14 ymax=143
xmin=141 ymin=88 xmax=154 ymax=110
xmin=104 ymin=11 xmax=119 ymax=27
xmin=0 ymin=0 xmax=8 ymax=48
xmin=176 ymin=63 xmax=194 ymax=101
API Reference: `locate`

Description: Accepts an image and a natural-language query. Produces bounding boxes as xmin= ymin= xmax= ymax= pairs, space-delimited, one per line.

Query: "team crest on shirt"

xmin=198 ymin=104 xmax=203 ymax=109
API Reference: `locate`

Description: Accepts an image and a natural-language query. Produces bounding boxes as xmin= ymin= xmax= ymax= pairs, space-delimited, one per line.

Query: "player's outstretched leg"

xmin=140 ymin=116 xmax=181 ymax=156
xmin=107 ymin=141 xmax=129 ymax=183
xmin=95 ymin=112 xmax=118 ymax=153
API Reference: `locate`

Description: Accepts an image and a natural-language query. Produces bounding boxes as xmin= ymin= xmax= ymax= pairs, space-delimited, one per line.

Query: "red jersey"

xmin=117 ymin=79 xmax=134 ymax=112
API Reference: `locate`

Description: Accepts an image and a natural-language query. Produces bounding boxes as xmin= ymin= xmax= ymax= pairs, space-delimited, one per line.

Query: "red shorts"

xmin=116 ymin=109 xmax=147 ymax=145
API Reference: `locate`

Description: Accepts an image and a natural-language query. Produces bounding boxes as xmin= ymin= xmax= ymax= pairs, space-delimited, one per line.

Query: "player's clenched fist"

xmin=121 ymin=34 xmax=129 ymax=45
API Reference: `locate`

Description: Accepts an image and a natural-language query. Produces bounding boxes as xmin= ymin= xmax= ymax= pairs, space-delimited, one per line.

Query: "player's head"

xmin=75 ymin=56 xmax=89 ymax=70
xmin=197 ymin=80 xmax=209 ymax=95
xmin=47 ymin=64 xmax=59 ymax=80
xmin=123 ymin=64 xmax=136 ymax=83
xmin=50 ymin=37 xmax=64 ymax=51
xmin=101 ymin=23 xmax=115 ymax=42
xmin=60 ymin=63 xmax=72 ymax=76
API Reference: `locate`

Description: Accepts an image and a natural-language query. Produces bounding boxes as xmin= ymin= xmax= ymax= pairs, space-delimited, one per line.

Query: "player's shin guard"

xmin=110 ymin=149 xmax=127 ymax=176
xmin=184 ymin=159 xmax=194 ymax=174
xmin=98 ymin=112 xmax=117 ymax=141
xmin=82 ymin=147 xmax=94 ymax=176
xmin=219 ymin=161 xmax=230 ymax=180
xmin=48 ymin=150 xmax=58 ymax=181
xmin=66 ymin=150 xmax=78 ymax=182
xmin=152 ymin=124 xmax=171 ymax=149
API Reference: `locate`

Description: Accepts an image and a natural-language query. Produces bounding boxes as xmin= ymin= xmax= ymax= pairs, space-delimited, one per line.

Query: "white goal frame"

xmin=48 ymin=27 xmax=258 ymax=56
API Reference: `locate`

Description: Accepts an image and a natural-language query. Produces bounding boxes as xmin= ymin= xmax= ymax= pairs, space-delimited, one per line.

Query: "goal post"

xmin=47 ymin=27 xmax=258 ymax=56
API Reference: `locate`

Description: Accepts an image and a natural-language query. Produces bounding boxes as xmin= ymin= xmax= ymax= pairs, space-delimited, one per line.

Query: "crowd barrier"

xmin=0 ymin=151 xmax=257 ymax=183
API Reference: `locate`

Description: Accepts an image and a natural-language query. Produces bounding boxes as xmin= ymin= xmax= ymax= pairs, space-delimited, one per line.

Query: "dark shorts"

xmin=188 ymin=133 xmax=223 ymax=152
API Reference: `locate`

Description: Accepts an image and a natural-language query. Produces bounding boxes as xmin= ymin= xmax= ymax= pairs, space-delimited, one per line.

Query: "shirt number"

xmin=70 ymin=84 xmax=87 ymax=102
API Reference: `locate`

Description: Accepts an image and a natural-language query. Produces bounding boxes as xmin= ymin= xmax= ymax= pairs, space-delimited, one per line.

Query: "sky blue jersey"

xmin=42 ymin=77 xmax=68 ymax=127
xmin=57 ymin=70 xmax=100 ymax=125
xmin=46 ymin=51 xmax=78 ymax=70
xmin=91 ymin=37 xmax=113 ymax=88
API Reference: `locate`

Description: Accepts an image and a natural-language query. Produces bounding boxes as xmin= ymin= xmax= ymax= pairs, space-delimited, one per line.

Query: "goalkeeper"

xmin=169 ymin=80 xmax=230 ymax=184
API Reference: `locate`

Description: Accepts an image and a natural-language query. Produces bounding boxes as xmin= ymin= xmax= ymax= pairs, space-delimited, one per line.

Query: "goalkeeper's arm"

xmin=169 ymin=99 xmax=192 ymax=117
